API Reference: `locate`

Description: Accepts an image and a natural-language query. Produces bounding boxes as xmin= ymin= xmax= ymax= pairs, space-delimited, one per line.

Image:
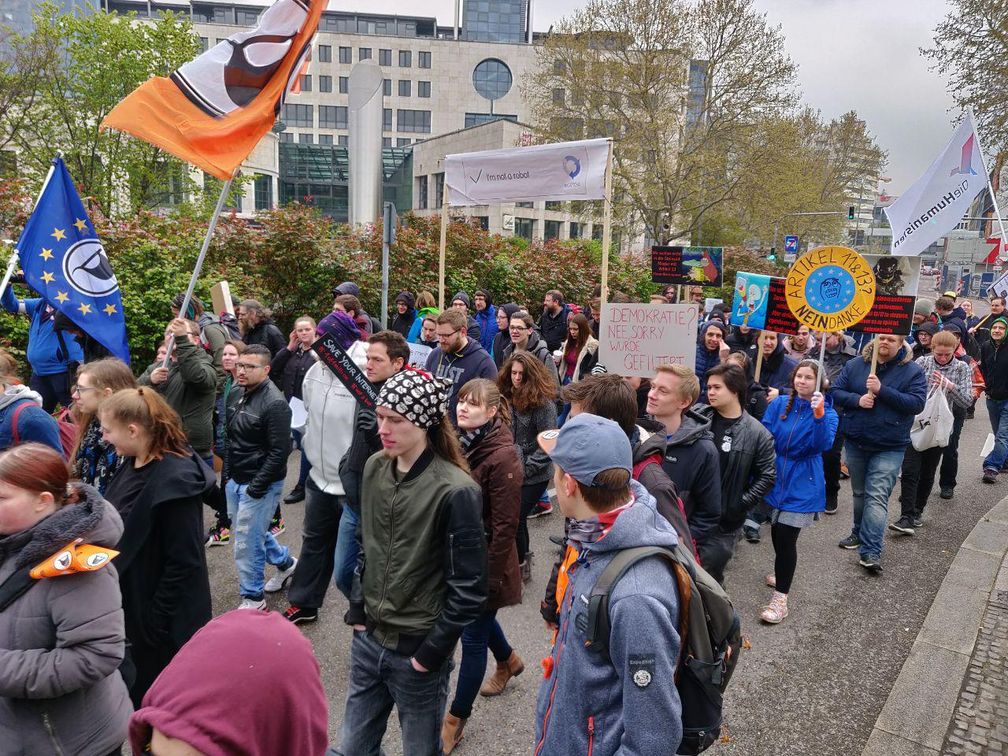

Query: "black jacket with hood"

xmin=391 ymin=292 xmax=417 ymax=339
xmin=980 ymin=317 xmax=1008 ymax=399
xmin=538 ymin=303 xmax=571 ymax=352
xmin=244 ymin=319 xmax=286 ymax=357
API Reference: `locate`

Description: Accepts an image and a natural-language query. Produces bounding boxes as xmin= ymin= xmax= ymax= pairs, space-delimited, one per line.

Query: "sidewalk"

xmin=863 ymin=494 xmax=1008 ymax=755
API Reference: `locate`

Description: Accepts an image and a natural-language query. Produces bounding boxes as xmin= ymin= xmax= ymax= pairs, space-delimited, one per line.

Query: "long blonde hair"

xmin=70 ymin=358 xmax=137 ymax=463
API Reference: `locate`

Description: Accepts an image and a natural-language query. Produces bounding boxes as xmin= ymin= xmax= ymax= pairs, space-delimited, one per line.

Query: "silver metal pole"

xmin=0 ymin=246 xmax=18 ymax=301
xmin=381 ymin=201 xmax=391 ymax=329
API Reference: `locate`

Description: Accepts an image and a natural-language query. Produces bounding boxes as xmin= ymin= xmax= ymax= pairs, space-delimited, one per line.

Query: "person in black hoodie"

xmin=99 ymin=387 xmax=214 ymax=707
xmin=390 ymin=291 xmax=417 ymax=339
xmin=333 ymin=280 xmax=381 ymax=335
xmin=912 ymin=321 xmax=937 ymax=360
xmin=980 ymin=316 xmax=1008 ymax=482
xmin=726 ymin=324 xmax=758 ymax=355
xmin=755 ymin=331 xmax=799 ymax=399
xmin=271 ymin=316 xmax=318 ymax=504
xmin=425 ymin=308 xmax=498 ymax=423
xmin=537 ymin=290 xmax=571 ymax=352
xmin=492 ymin=303 xmax=521 ymax=367
xmin=822 ymin=332 xmax=855 ymax=514
xmin=237 ymin=300 xmax=286 ymax=357
xmin=726 ymin=350 xmax=768 ymax=421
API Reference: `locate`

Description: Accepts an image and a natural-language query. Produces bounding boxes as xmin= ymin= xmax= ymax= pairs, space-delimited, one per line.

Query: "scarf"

xmin=566 ymin=496 xmax=635 ymax=549
xmin=459 ymin=420 xmax=493 ymax=451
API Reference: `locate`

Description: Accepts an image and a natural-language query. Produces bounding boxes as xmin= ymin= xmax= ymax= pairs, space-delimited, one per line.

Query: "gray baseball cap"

xmin=537 ymin=413 xmax=632 ymax=489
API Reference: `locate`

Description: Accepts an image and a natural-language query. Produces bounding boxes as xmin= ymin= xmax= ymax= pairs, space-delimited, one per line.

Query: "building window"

xmin=235 ymin=7 xmax=261 ymax=24
xmin=472 ymin=59 xmax=513 ymax=101
xmin=473 ymin=216 xmax=489 ymax=231
xmin=397 ymin=138 xmax=412 ymax=147
xmin=339 ymin=46 xmax=351 ymax=64
xmin=299 ymin=74 xmax=312 ymax=92
xmin=465 ymin=112 xmax=518 ymax=128
xmin=379 ymin=48 xmax=392 ymax=66
xmin=318 ymin=134 xmax=333 ymax=145
xmin=461 ymin=0 xmax=526 ymax=42
xmin=338 ymin=135 xmax=348 ymax=146
xmin=359 ymin=47 xmax=372 ymax=61
xmin=382 ymin=137 xmax=392 ymax=147
xmin=339 ymin=76 xmax=349 ymax=94
xmin=569 ymin=222 xmax=582 ymax=239
xmin=398 ymin=80 xmax=411 ymax=97
xmin=434 ymin=172 xmax=444 ymax=206
xmin=419 ymin=51 xmax=431 ymax=68
xmin=417 ymin=176 xmax=428 ymax=209
xmin=320 ymin=75 xmax=332 ymax=93
xmin=283 ymin=104 xmax=313 ymax=128
xmin=418 ymin=81 xmax=431 ymax=98
xmin=552 ymin=88 xmax=565 ymax=104
xmin=279 ymin=132 xmax=293 ymax=143
xmin=383 ymin=108 xmax=393 ymax=130
xmin=192 ymin=4 xmax=233 ymax=23
xmin=383 ymin=79 xmax=391 ymax=96
xmin=319 ymin=105 xmax=348 ymax=129
xmin=318 ymin=44 xmax=332 ymax=63
xmin=545 ymin=220 xmax=561 ymax=240
xmin=514 ymin=217 xmax=535 ymax=241
xmin=298 ymin=133 xmax=313 ymax=145
xmin=397 ymin=109 xmax=431 ymax=133
xmin=399 ymin=50 xmax=412 ymax=67
xmin=516 ymin=201 xmax=534 ymax=209
xmin=198 ymin=36 xmax=208 ymax=52
xmin=546 ymin=200 xmax=562 ymax=211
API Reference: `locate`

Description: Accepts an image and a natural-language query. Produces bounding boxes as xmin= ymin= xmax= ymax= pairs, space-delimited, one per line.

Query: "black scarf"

xmin=459 ymin=420 xmax=493 ymax=451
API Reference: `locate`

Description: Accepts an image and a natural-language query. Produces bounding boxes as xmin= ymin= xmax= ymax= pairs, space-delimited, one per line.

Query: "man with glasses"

xmin=224 ymin=344 xmax=297 ymax=610
xmin=424 ymin=308 xmax=497 ymax=422
xmin=139 ymin=318 xmax=217 ymax=463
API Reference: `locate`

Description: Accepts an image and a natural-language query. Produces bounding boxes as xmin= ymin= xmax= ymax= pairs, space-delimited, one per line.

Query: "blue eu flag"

xmin=16 ymin=158 xmax=130 ymax=363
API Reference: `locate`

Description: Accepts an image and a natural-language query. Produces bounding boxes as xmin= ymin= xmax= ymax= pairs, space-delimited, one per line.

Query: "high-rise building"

xmin=1 ymin=0 xmax=89 ymax=34
xmin=460 ymin=0 xmax=530 ymax=43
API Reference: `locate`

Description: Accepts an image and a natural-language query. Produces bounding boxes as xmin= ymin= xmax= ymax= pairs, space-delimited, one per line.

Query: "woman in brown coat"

xmin=442 ymin=378 xmax=524 ymax=753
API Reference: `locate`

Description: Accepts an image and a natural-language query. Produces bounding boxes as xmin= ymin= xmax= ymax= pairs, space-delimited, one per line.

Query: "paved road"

xmin=203 ymin=401 xmax=1004 ymax=755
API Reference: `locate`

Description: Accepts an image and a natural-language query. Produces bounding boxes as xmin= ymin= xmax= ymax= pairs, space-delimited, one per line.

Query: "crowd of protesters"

xmin=0 ymin=270 xmax=1002 ymax=755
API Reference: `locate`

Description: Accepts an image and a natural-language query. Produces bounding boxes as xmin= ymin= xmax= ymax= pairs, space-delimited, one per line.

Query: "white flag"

xmin=886 ymin=113 xmax=986 ymax=257
xmin=444 ymin=138 xmax=609 ymax=206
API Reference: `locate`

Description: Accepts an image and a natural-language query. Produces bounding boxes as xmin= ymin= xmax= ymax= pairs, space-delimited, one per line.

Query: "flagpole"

xmin=970 ymin=110 xmax=1008 ymax=265
xmin=0 ymin=155 xmax=62 ymax=302
xmin=437 ymin=194 xmax=448 ymax=311
xmin=599 ymin=138 xmax=614 ymax=305
xmin=0 ymin=244 xmax=17 ymax=301
xmin=163 ymin=176 xmax=234 ymax=367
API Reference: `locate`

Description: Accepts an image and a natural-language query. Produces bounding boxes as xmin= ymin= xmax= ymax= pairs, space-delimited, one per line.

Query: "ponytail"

xmin=99 ymin=387 xmax=190 ymax=459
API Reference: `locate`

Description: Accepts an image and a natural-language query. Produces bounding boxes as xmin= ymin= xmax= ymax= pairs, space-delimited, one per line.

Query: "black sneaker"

xmin=824 ymin=494 xmax=838 ymax=515
xmin=859 ymin=555 xmax=882 ymax=573
xmin=283 ymin=485 xmax=305 ymax=504
xmin=283 ymin=605 xmax=318 ymax=625
xmin=983 ymin=468 xmax=999 ymax=484
xmin=742 ymin=525 xmax=761 ymax=544
xmin=939 ymin=487 xmax=954 ymax=500
xmin=888 ymin=517 xmax=915 ymax=535
xmin=838 ymin=534 xmax=861 ymax=550
xmin=912 ymin=516 xmax=924 ymax=528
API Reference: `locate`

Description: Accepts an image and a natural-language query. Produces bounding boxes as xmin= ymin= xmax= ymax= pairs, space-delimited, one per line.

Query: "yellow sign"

xmin=784 ymin=246 xmax=875 ymax=331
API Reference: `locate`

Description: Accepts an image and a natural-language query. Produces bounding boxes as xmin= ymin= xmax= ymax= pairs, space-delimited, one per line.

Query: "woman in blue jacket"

xmin=760 ymin=359 xmax=838 ymax=624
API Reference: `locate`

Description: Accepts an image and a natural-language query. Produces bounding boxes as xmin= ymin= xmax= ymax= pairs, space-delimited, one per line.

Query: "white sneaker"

xmin=238 ymin=598 xmax=266 ymax=610
xmin=264 ymin=557 xmax=298 ymax=593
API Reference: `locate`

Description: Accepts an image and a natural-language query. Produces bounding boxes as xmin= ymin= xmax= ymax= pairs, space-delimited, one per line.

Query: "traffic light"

xmin=848 ymin=206 xmax=856 ymax=221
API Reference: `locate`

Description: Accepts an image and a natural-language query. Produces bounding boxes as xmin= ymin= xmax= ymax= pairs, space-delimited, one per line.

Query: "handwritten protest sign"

xmin=312 ymin=333 xmax=378 ymax=409
xmin=408 ymin=342 xmax=433 ymax=368
xmin=651 ymin=246 xmax=724 ymax=287
xmin=784 ymin=246 xmax=875 ymax=332
xmin=597 ymin=303 xmax=698 ymax=378
xmin=847 ymin=254 xmax=921 ymax=335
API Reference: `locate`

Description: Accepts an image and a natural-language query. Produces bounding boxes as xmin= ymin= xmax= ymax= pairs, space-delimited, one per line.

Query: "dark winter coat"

xmin=425 ymin=337 xmax=499 ymax=421
xmin=757 ymin=341 xmax=799 ymax=392
xmin=980 ymin=330 xmax=1008 ymax=400
xmin=538 ymin=304 xmax=571 ymax=352
xmin=746 ymin=380 xmax=769 ymax=423
xmin=225 ymin=378 xmax=292 ymax=496
xmin=106 ymin=450 xmax=214 ymax=706
xmin=466 ymin=419 xmax=522 ymax=610
xmin=695 ymin=406 xmax=777 ymax=532
xmin=632 ymin=425 xmax=697 ymax=557
xmin=244 ymin=318 xmax=286 ymax=357
xmin=139 ymin=339 xmax=217 ymax=457
xmin=695 ymin=322 xmax=725 ymax=398
xmin=390 ymin=309 xmax=417 ymax=339
xmin=511 ymin=400 xmax=558 ymax=485
xmin=0 ymin=485 xmax=131 ymax=756
xmin=726 ymin=326 xmax=758 ymax=354
xmin=831 ymin=342 xmax=928 ymax=451
xmin=270 ymin=344 xmax=316 ymax=401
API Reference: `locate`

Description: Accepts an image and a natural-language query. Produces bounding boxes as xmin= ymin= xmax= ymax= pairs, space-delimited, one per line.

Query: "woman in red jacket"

xmin=442 ymin=378 xmax=524 ymax=753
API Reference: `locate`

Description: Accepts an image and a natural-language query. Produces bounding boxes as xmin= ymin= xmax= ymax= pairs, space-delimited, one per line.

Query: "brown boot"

xmin=441 ymin=713 xmax=466 ymax=754
xmin=479 ymin=651 xmax=525 ymax=697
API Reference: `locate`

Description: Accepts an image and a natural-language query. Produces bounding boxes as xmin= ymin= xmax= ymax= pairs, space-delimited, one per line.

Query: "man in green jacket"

xmin=139 ymin=318 xmax=217 ymax=460
xmin=338 ymin=368 xmax=487 ymax=755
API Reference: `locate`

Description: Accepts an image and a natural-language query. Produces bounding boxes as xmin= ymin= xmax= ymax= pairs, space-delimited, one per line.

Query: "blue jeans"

xmin=450 ymin=610 xmax=513 ymax=719
xmin=225 ymin=479 xmax=292 ymax=600
xmin=845 ymin=444 xmax=904 ymax=560
xmin=984 ymin=398 xmax=1008 ymax=471
xmin=336 ymin=630 xmax=452 ymax=756
xmin=333 ymin=504 xmax=360 ymax=599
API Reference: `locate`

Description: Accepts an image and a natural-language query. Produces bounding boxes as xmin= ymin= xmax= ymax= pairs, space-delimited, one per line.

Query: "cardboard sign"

xmin=210 ymin=281 xmax=235 ymax=316
xmin=730 ymin=273 xmax=800 ymax=335
xmin=408 ymin=342 xmax=432 ymax=368
xmin=312 ymin=333 xmax=378 ymax=409
xmin=847 ymin=254 xmax=922 ymax=335
xmin=651 ymin=246 xmax=724 ymax=287
xmin=597 ymin=303 xmax=698 ymax=378
xmin=784 ymin=246 xmax=875 ymax=332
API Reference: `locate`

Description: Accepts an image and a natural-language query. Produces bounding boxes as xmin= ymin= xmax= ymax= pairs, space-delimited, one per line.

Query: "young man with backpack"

xmin=534 ymin=412 xmax=683 ymax=755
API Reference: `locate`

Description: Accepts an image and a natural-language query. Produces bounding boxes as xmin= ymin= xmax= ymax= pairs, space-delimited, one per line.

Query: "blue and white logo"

xmin=563 ymin=155 xmax=581 ymax=180
xmin=784 ymin=235 xmax=799 ymax=254
xmin=804 ymin=266 xmax=856 ymax=314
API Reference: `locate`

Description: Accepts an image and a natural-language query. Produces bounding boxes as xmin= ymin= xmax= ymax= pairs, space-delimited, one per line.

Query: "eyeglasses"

xmin=236 ymin=362 xmax=265 ymax=372
xmin=436 ymin=329 xmax=461 ymax=340
xmin=509 ymin=325 xmax=528 ymax=332
xmin=72 ymin=385 xmax=97 ymax=396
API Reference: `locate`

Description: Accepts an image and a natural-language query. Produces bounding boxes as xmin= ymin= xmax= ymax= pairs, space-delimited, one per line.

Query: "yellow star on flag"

xmin=41 ymin=271 xmax=54 ymax=284
xmin=39 ymin=248 xmax=53 ymax=261
xmin=77 ymin=302 xmax=92 ymax=316
xmin=103 ymin=303 xmax=117 ymax=316
xmin=51 ymin=228 xmax=66 ymax=241
xmin=73 ymin=218 xmax=88 ymax=232
xmin=55 ymin=291 xmax=69 ymax=304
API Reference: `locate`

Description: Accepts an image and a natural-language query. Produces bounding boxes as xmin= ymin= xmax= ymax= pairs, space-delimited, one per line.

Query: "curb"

xmin=862 ymin=494 xmax=1008 ymax=756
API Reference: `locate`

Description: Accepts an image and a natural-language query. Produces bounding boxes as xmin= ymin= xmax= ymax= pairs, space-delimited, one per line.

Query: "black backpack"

xmin=582 ymin=544 xmax=742 ymax=754
xmin=217 ymin=312 xmax=242 ymax=341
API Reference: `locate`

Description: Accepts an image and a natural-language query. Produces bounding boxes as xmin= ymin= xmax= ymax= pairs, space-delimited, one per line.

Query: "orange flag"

xmin=101 ymin=0 xmax=325 ymax=180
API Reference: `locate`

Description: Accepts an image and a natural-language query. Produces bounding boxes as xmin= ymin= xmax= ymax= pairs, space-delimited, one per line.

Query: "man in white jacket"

xmin=281 ymin=311 xmax=368 ymax=624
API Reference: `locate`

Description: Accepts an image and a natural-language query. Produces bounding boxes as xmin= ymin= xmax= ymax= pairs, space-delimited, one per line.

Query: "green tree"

xmin=7 ymin=3 xmax=200 ymax=216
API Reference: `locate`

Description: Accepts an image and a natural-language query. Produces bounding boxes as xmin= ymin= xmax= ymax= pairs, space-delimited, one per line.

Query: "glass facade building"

xmin=461 ymin=0 xmax=528 ymax=43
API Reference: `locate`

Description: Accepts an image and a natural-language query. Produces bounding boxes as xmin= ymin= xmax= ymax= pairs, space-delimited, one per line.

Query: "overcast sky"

xmin=327 ymin=0 xmax=956 ymax=194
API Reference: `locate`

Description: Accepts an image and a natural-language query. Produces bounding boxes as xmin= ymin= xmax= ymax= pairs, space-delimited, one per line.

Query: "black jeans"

xmin=29 ymin=370 xmax=71 ymax=413
xmin=899 ymin=444 xmax=944 ymax=519
xmin=516 ymin=480 xmax=549 ymax=564
xmin=938 ymin=414 xmax=965 ymax=490
xmin=822 ymin=430 xmax=845 ymax=499
xmin=288 ymin=479 xmax=343 ymax=610
xmin=701 ymin=527 xmax=739 ymax=585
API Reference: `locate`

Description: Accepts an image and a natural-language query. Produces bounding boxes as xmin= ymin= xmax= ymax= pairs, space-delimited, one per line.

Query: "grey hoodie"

xmin=535 ymin=480 xmax=682 ymax=755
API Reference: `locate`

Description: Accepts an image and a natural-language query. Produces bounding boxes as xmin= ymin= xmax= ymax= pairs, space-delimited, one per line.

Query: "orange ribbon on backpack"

xmin=29 ymin=539 xmax=119 ymax=579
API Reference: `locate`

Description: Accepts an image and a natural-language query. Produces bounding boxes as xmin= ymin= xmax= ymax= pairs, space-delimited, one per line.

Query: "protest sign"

xmin=210 ymin=281 xmax=234 ymax=316
xmin=597 ymin=303 xmax=698 ymax=378
xmin=765 ymin=278 xmax=803 ymax=335
xmin=847 ymin=254 xmax=922 ymax=335
xmin=730 ymin=272 xmax=801 ymax=335
xmin=784 ymin=246 xmax=876 ymax=332
xmin=312 ymin=333 xmax=378 ymax=409
xmin=408 ymin=342 xmax=432 ymax=368
xmin=651 ymin=246 xmax=724 ymax=287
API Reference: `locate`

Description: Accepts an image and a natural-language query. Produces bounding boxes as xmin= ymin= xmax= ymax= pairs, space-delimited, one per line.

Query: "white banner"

xmin=596 ymin=303 xmax=698 ymax=378
xmin=444 ymin=138 xmax=609 ymax=206
xmin=988 ymin=268 xmax=1008 ymax=299
xmin=886 ymin=112 xmax=986 ymax=257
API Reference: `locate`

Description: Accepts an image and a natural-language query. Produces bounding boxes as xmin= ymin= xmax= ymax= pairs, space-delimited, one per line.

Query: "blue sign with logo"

xmin=784 ymin=235 xmax=799 ymax=254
